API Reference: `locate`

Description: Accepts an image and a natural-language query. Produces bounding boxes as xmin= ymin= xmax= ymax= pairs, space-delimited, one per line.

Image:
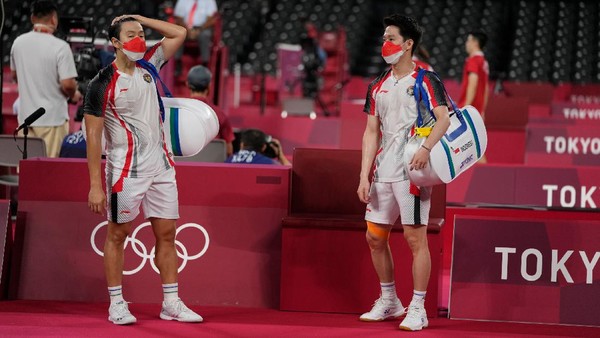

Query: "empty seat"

xmin=0 ymin=136 xmax=47 ymax=211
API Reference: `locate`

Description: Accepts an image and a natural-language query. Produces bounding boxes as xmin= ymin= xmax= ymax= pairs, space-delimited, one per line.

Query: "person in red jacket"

xmin=458 ymin=30 xmax=489 ymax=117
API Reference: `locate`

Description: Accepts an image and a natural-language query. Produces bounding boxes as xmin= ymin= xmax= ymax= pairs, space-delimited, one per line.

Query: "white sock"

xmin=412 ymin=290 xmax=426 ymax=303
xmin=380 ymin=281 xmax=398 ymax=300
xmin=163 ymin=283 xmax=179 ymax=302
xmin=108 ymin=286 xmax=124 ymax=304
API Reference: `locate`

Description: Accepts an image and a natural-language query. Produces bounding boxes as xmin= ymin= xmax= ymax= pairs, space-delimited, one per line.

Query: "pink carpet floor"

xmin=1 ymin=300 xmax=599 ymax=337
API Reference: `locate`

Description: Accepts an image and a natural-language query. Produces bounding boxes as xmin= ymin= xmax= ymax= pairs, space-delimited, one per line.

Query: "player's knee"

xmin=106 ymin=227 xmax=130 ymax=245
xmin=155 ymin=229 xmax=175 ymax=244
xmin=403 ymin=228 xmax=427 ymax=252
xmin=366 ymin=221 xmax=390 ymax=249
xmin=155 ymin=227 xmax=176 ymax=243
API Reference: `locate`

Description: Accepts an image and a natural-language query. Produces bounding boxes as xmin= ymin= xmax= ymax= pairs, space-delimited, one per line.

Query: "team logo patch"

xmin=143 ymin=73 xmax=152 ymax=83
xmin=407 ymin=85 xmax=414 ymax=96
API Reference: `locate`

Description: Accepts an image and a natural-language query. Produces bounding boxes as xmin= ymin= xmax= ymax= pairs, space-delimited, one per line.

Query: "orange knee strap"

xmin=367 ymin=221 xmax=391 ymax=239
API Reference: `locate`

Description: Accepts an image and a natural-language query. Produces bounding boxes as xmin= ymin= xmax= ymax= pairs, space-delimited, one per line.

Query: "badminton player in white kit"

xmin=357 ymin=14 xmax=450 ymax=331
xmin=84 ymin=14 xmax=202 ymax=325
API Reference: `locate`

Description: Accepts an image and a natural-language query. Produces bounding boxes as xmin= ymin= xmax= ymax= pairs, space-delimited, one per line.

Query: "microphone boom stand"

xmin=22 ymin=125 xmax=29 ymax=160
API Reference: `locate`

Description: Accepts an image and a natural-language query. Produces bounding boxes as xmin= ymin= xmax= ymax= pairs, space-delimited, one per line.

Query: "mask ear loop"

xmin=111 ymin=38 xmax=123 ymax=53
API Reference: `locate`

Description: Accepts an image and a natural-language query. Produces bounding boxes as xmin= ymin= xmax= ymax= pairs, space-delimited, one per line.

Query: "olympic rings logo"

xmin=90 ymin=221 xmax=209 ymax=275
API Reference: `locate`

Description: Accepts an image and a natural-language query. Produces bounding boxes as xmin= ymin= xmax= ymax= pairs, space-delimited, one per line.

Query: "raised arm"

xmin=113 ymin=15 xmax=186 ymax=61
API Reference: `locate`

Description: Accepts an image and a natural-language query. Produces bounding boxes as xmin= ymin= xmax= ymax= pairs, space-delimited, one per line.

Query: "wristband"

xmin=421 ymin=144 xmax=431 ymax=152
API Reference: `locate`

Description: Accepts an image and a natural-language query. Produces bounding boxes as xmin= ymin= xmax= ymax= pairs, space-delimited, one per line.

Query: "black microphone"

xmin=15 ymin=107 xmax=46 ymax=132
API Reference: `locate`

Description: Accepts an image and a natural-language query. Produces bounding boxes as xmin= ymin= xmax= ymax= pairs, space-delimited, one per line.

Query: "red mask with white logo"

xmin=118 ymin=36 xmax=147 ymax=61
xmin=381 ymin=40 xmax=405 ymax=65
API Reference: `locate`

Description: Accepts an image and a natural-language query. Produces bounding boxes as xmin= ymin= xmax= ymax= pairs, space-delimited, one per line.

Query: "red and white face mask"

xmin=118 ymin=36 xmax=147 ymax=61
xmin=381 ymin=40 xmax=405 ymax=65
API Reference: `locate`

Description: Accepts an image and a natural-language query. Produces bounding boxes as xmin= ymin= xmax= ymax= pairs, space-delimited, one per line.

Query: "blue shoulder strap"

xmin=136 ymin=59 xmax=172 ymax=121
xmin=414 ymin=69 xmax=428 ymax=127
xmin=414 ymin=69 xmax=460 ymax=128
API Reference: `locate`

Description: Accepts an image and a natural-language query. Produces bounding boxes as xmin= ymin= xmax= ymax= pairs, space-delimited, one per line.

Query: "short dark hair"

xmin=107 ymin=16 xmax=139 ymax=41
xmin=240 ymin=129 xmax=268 ymax=151
xmin=468 ymin=30 xmax=488 ymax=49
xmin=383 ymin=14 xmax=423 ymax=55
xmin=31 ymin=0 xmax=57 ymax=18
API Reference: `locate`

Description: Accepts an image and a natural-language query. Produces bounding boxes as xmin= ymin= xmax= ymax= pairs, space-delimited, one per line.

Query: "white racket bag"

xmin=404 ymin=70 xmax=487 ymax=186
xmin=161 ymin=97 xmax=219 ymax=157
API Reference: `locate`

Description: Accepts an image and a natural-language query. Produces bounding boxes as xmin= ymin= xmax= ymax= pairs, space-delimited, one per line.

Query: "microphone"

xmin=15 ymin=107 xmax=46 ymax=132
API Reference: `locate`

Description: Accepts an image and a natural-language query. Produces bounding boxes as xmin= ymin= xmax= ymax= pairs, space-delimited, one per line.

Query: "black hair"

xmin=240 ymin=129 xmax=268 ymax=151
xmin=468 ymin=30 xmax=488 ymax=49
xmin=107 ymin=17 xmax=139 ymax=41
xmin=31 ymin=0 xmax=57 ymax=18
xmin=189 ymin=82 xmax=209 ymax=92
xmin=382 ymin=14 xmax=423 ymax=55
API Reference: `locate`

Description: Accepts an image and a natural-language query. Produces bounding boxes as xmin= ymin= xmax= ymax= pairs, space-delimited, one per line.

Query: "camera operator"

xmin=10 ymin=0 xmax=80 ymax=157
xmin=55 ymin=16 xmax=106 ymax=122
xmin=225 ymin=129 xmax=291 ymax=165
xmin=71 ymin=45 xmax=103 ymax=122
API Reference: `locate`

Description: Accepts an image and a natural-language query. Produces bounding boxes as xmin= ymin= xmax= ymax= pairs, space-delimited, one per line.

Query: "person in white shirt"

xmin=357 ymin=14 xmax=450 ymax=331
xmin=173 ymin=0 xmax=219 ymax=73
xmin=84 ymin=14 xmax=202 ymax=325
xmin=10 ymin=0 xmax=81 ymax=157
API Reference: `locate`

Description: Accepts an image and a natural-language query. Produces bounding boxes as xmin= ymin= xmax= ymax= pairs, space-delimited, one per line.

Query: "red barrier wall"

xmin=450 ymin=212 xmax=600 ymax=327
xmin=486 ymin=95 xmax=529 ymax=130
xmin=446 ymin=164 xmax=600 ymax=210
xmin=281 ymin=222 xmax=443 ymax=316
xmin=525 ymin=124 xmax=600 ymax=166
xmin=549 ymin=102 xmax=600 ymax=125
xmin=0 ymin=200 xmax=9 ymax=298
xmin=503 ymin=82 xmax=555 ymax=105
xmin=13 ymin=159 xmax=290 ymax=308
xmin=486 ymin=130 xmax=526 ymax=164
xmin=280 ymin=149 xmax=445 ymax=316
xmin=227 ymin=111 xmax=342 ymax=152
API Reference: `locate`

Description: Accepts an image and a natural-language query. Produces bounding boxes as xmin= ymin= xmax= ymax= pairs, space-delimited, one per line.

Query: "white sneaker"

xmin=160 ymin=298 xmax=203 ymax=323
xmin=399 ymin=300 xmax=428 ymax=331
xmin=359 ymin=297 xmax=406 ymax=321
xmin=108 ymin=301 xmax=137 ymax=325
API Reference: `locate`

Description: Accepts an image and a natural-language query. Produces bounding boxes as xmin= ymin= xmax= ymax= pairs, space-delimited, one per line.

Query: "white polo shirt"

xmin=174 ymin=0 xmax=218 ymax=28
xmin=10 ymin=31 xmax=78 ymax=126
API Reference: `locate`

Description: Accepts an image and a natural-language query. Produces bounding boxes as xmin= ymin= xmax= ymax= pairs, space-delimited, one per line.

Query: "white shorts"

xmin=365 ymin=180 xmax=432 ymax=226
xmin=106 ymin=168 xmax=179 ymax=224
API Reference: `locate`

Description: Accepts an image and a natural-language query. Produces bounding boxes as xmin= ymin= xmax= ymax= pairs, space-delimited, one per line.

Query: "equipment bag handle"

xmin=414 ymin=69 xmax=467 ymax=142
